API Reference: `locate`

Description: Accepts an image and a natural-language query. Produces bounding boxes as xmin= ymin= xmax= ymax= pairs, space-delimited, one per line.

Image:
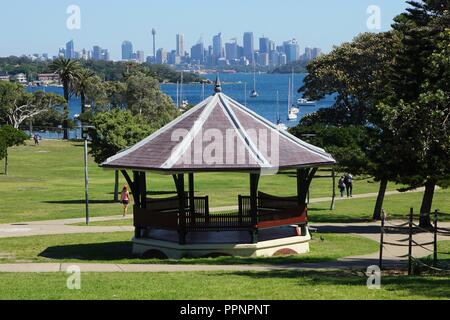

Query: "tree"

xmin=0 ymin=125 xmax=28 ymax=175
xmin=378 ymin=0 xmax=450 ymax=226
xmin=296 ymin=32 xmax=400 ymax=220
xmin=299 ymin=32 xmax=399 ymax=126
xmin=90 ymin=109 xmax=155 ymax=201
xmin=0 ymin=82 xmax=65 ymax=129
xmin=49 ymin=58 xmax=81 ymax=139
xmin=124 ymin=72 xmax=179 ymax=127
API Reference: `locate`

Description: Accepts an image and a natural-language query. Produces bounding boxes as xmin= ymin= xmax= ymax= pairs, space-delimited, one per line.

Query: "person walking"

xmin=120 ymin=185 xmax=130 ymax=217
xmin=344 ymin=173 xmax=353 ymax=198
xmin=338 ymin=176 xmax=346 ymax=197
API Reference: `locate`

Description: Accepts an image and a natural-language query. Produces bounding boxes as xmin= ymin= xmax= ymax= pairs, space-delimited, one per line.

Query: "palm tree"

xmin=49 ymin=58 xmax=81 ymax=139
xmin=73 ymin=68 xmax=95 ymax=114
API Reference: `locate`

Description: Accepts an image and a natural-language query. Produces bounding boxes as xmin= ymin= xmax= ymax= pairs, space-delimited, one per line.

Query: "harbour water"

xmin=27 ymin=73 xmax=335 ymax=138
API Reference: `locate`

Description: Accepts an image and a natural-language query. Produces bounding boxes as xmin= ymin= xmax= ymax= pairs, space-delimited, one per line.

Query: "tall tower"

xmin=152 ymin=28 xmax=157 ymax=62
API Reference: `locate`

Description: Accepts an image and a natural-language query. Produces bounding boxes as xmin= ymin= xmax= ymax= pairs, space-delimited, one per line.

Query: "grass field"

xmin=0 ymin=231 xmax=378 ymax=265
xmin=0 ymin=270 xmax=449 ymax=300
xmin=1 ymin=140 xmax=449 ymax=224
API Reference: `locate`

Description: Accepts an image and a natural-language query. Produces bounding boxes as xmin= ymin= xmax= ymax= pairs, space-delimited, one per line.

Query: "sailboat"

xmin=250 ymin=63 xmax=259 ymax=98
xmin=287 ymin=78 xmax=298 ymax=121
xmin=289 ymin=69 xmax=300 ymax=114
xmin=276 ymin=91 xmax=288 ymax=131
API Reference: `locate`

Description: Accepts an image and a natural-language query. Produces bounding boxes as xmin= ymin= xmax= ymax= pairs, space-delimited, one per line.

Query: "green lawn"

xmin=0 ymin=139 xmax=420 ymax=224
xmin=0 ymin=231 xmax=378 ymax=265
xmin=308 ymin=189 xmax=450 ymax=223
xmin=0 ymin=271 xmax=449 ymax=300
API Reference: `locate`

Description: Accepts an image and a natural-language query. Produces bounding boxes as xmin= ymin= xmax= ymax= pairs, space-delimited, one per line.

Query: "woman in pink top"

xmin=120 ymin=185 xmax=130 ymax=217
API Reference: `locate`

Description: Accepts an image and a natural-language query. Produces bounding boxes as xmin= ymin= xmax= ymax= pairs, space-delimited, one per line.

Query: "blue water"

xmin=27 ymin=73 xmax=335 ymax=138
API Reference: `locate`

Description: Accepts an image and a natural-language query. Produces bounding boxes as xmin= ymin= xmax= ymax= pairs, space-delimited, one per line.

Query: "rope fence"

xmin=379 ymin=208 xmax=450 ymax=275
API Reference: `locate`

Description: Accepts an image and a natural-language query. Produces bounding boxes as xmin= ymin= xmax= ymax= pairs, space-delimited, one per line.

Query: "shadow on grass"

xmin=221 ymin=269 xmax=450 ymax=299
xmin=38 ymin=242 xmax=337 ymax=265
xmin=310 ymin=224 xmax=381 ymax=235
xmin=44 ymin=200 xmax=117 ymax=204
xmin=39 ymin=241 xmax=134 ymax=261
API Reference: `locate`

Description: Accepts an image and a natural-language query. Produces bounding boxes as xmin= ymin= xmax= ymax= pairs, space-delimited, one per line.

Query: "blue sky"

xmin=0 ymin=0 xmax=410 ymax=60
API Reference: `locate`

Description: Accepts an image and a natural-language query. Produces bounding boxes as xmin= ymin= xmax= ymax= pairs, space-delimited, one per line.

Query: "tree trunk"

xmin=114 ymin=170 xmax=119 ymax=202
xmin=373 ymin=179 xmax=388 ymax=221
xmin=63 ymin=80 xmax=69 ymax=140
xmin=419 ymin=180 xmax=436 ymax=227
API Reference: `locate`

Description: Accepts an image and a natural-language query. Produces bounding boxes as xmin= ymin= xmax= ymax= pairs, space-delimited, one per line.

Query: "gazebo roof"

xmin=101 ymin=87 xmax=335 ymax=173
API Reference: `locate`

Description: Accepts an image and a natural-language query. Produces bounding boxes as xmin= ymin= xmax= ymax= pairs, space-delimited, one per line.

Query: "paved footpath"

xmin=0 ymin=187 xmax=448 ymax=273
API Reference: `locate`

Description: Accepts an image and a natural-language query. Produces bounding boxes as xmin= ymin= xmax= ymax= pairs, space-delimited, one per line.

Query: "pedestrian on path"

xmin=338 ymin=176 xmax=346 ymax=197
xmin=344 ymin=173 xmax=353 ymax=198
xmin=121 ymin=185 xmax=130 ymax=217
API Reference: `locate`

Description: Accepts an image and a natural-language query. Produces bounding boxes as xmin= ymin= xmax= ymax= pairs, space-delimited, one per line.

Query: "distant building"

xmin=37 ymin=73 xmax=60 ymax=84
xmin=122 ymin=41 xmax=134 ymax=60
xmin=259 ymin=37 xmax=270 ymax=54
xmin=0 ymin=71 xmax=10 ymax=82
xmin=279 ymin=53 xmax=287 ymax=65
xmin=270 ymin=51 xmax=280 ymax=66
xmin=92 ymin=46 xmax=110 ymax=61
xmin=283 ymin=39 xmax=300 ymax=63
xmin=13 ymin=73 xmax=27 ymax=84
xmin=212 ymin=33 xmax=224 ymax=62
xmin=176 ymin=34 xmax=185 ymax=57
xmin=243 ymin=32 xmax=254 ymax=63
xmin=257 ymin=52 xmax=269 ymax=66
xmin=65 ymin=40 xmax=75 ymax=59
xmin=134 ymin=50 xmax=145 ymax=63
xmin=156 ymin=48 xmax=168 ymax=64
xmin=191 ymin=42 xmax=205 ymax=64
xmin=312 ymin=47 xmax=322 ymax=59
xmin=225 ymin=41 xmax=238 ymax=61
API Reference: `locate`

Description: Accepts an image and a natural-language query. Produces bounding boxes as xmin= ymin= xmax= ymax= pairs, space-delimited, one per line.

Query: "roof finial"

xmin=214 ymin=73 xmax=222 ymax=94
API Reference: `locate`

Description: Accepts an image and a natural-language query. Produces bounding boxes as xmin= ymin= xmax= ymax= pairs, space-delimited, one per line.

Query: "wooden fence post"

xmin=379 ymin=209 xmax=385 ymax=270
xmin=408 ymin=208 xmax=414 ymax=276
xmin=434 ymin=209 xmax=439 ymax=267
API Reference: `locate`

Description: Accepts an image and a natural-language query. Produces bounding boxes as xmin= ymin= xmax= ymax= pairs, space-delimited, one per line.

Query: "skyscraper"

xmin=176 ymin=34 xmax=185 ymax=56
xmin=191 ymin=42 xmax=205 ymax=64
xmin=122 ymin=41 xmax=133 ymax=60
xmin=243 ymin=32 xmax=254 ymax=63
xmin=135 ymin=50 xmax=145 ymax=63
xmin=225 ymin=41 xmax=238 ymax=61
xmin=212 ymin=33 xmax=224 ymax=62
xmin=156 ymin=48 xmax=168 ymax=64
xmin=259 ymin=37 xmax=270 ymax=54
xmin=283 ymin=39 xmax=300 ymax=63
xmin=65 ymin=40 xmax=75 ymax=59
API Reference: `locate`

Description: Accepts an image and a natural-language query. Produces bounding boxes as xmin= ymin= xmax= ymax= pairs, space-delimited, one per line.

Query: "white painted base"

xmin=132 ymin=227 xmax=311 ymax=259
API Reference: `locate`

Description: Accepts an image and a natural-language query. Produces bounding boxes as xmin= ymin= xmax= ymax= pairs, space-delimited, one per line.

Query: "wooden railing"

xmin=134 ymin=193 xmax=307 ymax=232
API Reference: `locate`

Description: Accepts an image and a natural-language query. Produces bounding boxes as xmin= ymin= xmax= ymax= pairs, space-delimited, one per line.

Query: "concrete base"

xmin=132 ymin=226 xmax=311 ymax=259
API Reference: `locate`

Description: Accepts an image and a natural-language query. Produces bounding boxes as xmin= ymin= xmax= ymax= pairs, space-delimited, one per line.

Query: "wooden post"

xmin=250 ymin=173 xmax=260 ymax=243
xmin=379 ymin=209 xmax=385 ymax=270
xmin=330 ymin=168 xmax=336 ymax=210
xmin=176 ymin=174 xmax=186 ymax=245
xmin=114 ymin=170 xmax=119 ymax=202
xmin=189 ymin=173 xmax=195 ymax=223
xmin=140 ymin=172 xmax=147 ymax=209
xmin=408 ymin=208 xmax=414 ymax=276
xmin=434 ymin=209 xmax=438 ymax=267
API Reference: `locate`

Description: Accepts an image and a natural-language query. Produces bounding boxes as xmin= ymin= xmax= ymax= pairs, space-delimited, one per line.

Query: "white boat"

xmin=297 ymin=98 xmax=316 ymax=106
xmin=287 ymin=76 xmax=298 ymax=121
xmin=276 ymin=122 xmax=288 ymax=131
xmin=290 ymin=107 xmax=300 ymax=114
xmin=250 ymin=63 xmax=258 ymax=98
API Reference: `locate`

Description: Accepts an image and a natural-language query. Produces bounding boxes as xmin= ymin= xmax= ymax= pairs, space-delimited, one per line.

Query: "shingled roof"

xmin=101 ymin=88 xmax=335 ymax=173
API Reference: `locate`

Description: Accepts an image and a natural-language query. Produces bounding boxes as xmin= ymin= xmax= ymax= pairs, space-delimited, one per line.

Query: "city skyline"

xmin=0 ymin=0 xmax=410 ymax=60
